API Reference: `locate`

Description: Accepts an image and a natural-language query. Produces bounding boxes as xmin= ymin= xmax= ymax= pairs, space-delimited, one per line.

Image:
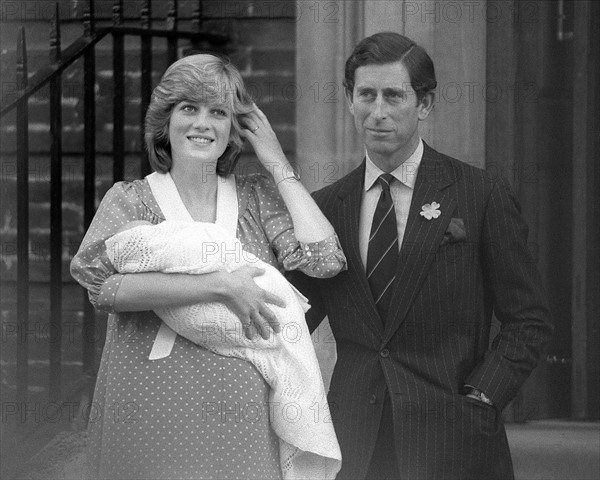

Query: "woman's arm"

xmin=114 ymin=267 xmax=284 ymax=339
xmin=274 ymin=175 xmax=334 ymax=243
xmin=241 ymin=105 xmax=334 ymax=243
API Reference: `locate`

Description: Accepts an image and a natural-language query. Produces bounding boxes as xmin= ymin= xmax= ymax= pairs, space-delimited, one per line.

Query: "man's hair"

xmin=343 ymin=32 xmax=437 ymax=104
xmin=144 ymin=53 xmax=253 ymax=175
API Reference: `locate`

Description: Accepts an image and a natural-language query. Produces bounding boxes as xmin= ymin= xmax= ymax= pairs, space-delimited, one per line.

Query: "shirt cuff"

xmin=464 ymin=385 xmax=494 ymax=406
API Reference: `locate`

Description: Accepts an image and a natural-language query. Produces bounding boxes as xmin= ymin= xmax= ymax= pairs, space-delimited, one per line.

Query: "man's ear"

xmin=345 ymin=90 xmax=355 ymax=114
xmin=417 ymin=91 xmax=435 ymax=120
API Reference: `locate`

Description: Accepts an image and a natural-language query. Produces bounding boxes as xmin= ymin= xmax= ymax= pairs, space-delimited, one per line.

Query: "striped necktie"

xmin=367 ymin=173 xmax=399 ymax=321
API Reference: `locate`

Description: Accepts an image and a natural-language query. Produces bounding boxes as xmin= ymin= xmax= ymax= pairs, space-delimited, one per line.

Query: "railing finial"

xmin=113 ymin=0 xmax=123 ymax=26
xmin=16 ymin=27 xmax=28 ymax=89
xmin=141 ymin=0 xmax=151 ymax=29
xmin=50 ymin=2 xmax=61 ymax=64
xmin=192 ymin=0 xmax=203 ymax=32
xmin=167 ymin=0 xmax=178 ymax=31
xmin=84 ymin=0 xmax=95 ymax=37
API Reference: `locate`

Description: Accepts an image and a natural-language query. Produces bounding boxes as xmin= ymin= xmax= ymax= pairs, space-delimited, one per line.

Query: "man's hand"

xmin=465 ymin=386 xmax=494 ymax=406
xmin=221 ymin=266 xmax=285 ymax=340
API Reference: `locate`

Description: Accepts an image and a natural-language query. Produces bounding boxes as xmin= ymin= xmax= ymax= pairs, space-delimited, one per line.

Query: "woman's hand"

xmin=220 ymin=265 xmax=285 ymax=340
xmin=115 ymin=270 xmax=284 ymax=341
xmin=240 ymin=104 xmax=293 ymax=180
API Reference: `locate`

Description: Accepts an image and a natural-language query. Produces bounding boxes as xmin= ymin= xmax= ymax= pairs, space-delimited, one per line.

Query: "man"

xmin=289 ymin=32 xmax=552 ymax=479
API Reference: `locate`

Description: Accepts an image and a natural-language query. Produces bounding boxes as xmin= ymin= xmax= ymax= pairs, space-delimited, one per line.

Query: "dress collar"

xmin=145 ymin=171 xmax=238 ymax=237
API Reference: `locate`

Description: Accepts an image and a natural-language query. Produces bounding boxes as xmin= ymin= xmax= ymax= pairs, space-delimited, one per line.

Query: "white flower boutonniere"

xmin=420 ymin=202 xmax=441 ymax=220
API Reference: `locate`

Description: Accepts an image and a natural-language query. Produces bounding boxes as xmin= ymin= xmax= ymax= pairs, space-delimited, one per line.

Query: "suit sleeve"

xmin=70 ymin=182 xmax=160 ymax=313
xmin=465 ymin=176 xmax=553 ymax=410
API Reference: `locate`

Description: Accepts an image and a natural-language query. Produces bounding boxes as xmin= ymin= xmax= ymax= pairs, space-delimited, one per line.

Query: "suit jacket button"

xmin=369 ymin=394 xmax=377 ymax=404
xmin=380 ymin=348 xmax=390 ymax=358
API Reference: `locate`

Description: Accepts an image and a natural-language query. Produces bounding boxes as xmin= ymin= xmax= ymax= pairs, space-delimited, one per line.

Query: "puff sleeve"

xmin=70 ymin=181 xmax=162 ymax=312
xmin=247 ymin=174 xmax=346 ymax=278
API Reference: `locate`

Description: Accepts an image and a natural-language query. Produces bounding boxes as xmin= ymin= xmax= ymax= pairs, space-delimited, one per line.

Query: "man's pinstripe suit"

xmin=290 ymin=142 xmax=553 ymax=479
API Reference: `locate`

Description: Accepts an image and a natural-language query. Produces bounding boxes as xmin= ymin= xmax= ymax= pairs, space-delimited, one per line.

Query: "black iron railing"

xmin=0 ymin=0 xmax=229 ymax=406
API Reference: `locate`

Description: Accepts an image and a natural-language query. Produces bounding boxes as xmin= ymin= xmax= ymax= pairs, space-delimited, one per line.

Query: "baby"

xmin=106 ymin=220 xmax=310 ymax=350
xmin=105 ymin=220 xmax=340 ymax=480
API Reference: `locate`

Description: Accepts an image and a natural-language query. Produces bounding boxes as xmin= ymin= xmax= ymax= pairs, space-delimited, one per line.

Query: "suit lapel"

xmin=334 ymin=161 xmax=385 ymax=336
xmin=383 ymin=144 xmax=457 ymax=343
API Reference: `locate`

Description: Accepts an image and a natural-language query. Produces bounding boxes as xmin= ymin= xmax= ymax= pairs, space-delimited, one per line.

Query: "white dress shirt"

xmin=359 ymin=139 xmax=424 ymax=269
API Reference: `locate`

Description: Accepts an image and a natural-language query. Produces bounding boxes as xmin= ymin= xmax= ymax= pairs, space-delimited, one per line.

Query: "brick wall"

xmin=0 ymin=0 xmax=297 ymax=437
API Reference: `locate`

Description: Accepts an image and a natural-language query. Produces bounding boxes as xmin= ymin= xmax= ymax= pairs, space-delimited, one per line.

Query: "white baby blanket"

xmin=105 ymin=172 xmax=341 ymax=480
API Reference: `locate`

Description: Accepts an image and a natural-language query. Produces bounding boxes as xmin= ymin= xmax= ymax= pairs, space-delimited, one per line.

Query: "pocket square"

xmin=440 ymin=217 xmax=466 ymax=246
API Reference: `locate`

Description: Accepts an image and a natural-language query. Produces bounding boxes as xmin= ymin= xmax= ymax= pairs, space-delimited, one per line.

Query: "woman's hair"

xmin=145 ymin=54 xmax=254 ymax=175
xmin=343 ymin=32 xmax=437 ymax=104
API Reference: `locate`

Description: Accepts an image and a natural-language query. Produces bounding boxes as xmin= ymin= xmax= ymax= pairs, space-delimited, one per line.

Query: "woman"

xmin=70 ymin=54 xmax=346 ymax=480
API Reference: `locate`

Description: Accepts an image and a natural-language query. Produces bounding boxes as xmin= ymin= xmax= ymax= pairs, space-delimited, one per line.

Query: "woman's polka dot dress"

xmin=70 ymin=174 xmax=345 ymax=479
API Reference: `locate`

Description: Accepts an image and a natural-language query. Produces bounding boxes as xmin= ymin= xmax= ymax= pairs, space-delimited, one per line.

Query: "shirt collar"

xmin=364 ymin=139 xmax=423 ymax=191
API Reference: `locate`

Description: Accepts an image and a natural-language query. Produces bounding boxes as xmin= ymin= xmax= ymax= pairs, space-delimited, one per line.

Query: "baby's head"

xmin=115 ymin=220 xmax=153 ymax=235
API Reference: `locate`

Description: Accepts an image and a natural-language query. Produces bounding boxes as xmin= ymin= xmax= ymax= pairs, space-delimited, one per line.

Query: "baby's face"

xmin=116 ymin=220 xmax=153 ymax=235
